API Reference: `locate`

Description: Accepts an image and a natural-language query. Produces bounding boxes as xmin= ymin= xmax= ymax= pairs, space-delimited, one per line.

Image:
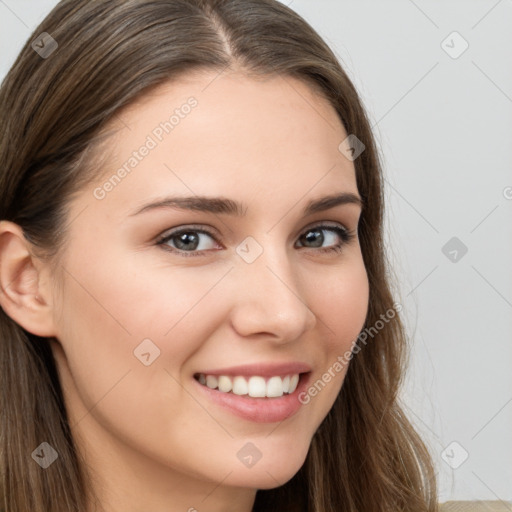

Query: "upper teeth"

xmin=196 ymin=373 xmax=300 ymax=398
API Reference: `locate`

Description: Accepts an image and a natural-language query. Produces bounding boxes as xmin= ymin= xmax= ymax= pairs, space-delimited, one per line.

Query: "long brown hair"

xmin=0 ymin=0 xmax=438 ymax=510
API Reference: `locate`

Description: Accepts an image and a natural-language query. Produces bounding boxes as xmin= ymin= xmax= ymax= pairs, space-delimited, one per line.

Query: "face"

xmin=47 ymin=71 xmax=369 ymax=505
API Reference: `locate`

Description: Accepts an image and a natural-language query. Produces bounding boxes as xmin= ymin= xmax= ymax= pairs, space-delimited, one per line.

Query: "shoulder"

xmin=440 ymin=502 xmax=512 ymax=511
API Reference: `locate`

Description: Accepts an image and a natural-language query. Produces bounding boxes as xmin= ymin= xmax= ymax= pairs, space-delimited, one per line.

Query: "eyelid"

xmin=157 ymin=223 xmax=218 ymax=235
xmin=300 ymin=219 xmax=349 ymax=232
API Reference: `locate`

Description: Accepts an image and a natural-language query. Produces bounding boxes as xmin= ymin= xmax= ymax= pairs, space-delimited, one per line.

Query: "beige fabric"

xmin=440 ymin=502 xmax=512 ymax=511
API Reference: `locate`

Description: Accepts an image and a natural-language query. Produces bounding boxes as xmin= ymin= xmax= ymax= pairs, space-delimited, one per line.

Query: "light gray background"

xmin=1 ymin=0 xmax=511 ymax=503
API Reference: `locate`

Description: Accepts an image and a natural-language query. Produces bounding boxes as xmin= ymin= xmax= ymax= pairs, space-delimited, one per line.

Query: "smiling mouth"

xmin=193 ymin=372 xmax=306 ymax=398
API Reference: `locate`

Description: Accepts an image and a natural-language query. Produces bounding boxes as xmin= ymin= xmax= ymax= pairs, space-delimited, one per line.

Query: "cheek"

xmin=309 ymin=256 xmax=369 ymax=351
xmin=54 ymin=248 xmax=215 ymax=401
xmin=63 ymin=243 xmax=219 ymax=339
xmin=290 ymin=257 xmax=368 ymax=429
xmin=296 ymin=257 xmax=368 ymax=418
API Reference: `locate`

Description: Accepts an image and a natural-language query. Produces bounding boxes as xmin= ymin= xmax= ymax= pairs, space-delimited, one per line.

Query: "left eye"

xmin=296 ymin=225 xmax=352 ymax=252
xmin=156 ymin=224 xmax=354 ymax=257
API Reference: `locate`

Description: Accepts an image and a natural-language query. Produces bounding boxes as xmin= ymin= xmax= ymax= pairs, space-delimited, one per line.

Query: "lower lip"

xmin=193 ymin=373 xmax=311 ymax=423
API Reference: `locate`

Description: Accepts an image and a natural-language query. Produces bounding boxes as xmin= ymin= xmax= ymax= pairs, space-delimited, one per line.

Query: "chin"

xmin=224 ymin=448 xmax=308 ymax=490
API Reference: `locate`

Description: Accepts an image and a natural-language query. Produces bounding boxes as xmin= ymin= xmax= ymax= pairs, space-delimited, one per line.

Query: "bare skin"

xmin=0 ymin=70 xmax=369 ymax=512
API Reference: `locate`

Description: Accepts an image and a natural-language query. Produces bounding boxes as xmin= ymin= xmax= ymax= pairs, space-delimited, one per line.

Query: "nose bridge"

xmin=229 ymin=236 xmax=316 ymax=339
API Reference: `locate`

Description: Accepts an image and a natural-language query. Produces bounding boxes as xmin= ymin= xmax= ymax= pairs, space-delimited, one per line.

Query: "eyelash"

xmin=156 ymin=223 xmax=356 ymax=258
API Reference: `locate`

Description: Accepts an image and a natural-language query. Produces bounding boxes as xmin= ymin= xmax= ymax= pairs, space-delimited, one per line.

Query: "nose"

xmin=227 ymin=243 xmax=317 ymax=343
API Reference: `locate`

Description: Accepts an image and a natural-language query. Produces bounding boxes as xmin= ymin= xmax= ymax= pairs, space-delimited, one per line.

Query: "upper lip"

xmin=195 ymin=362 xmax=312 ymax=378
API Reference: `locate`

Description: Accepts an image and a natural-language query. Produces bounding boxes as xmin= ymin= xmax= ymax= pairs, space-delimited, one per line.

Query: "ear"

xmin=0 ymin=220 xmax=57 ymax=337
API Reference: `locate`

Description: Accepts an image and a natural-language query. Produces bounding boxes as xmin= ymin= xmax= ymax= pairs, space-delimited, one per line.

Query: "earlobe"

xmin=0 ymin=220 xmax=57 ymax=337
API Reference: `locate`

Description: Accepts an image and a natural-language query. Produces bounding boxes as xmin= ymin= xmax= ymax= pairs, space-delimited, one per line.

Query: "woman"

xmin=0 ymin=0 xmax=438 ymax=510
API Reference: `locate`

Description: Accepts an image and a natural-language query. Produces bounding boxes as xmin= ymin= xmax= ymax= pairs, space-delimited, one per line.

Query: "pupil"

xmin=176 ymin=232 xmax=198 ymax=250
xmin=304 ymin=230 xmax=323 ymax=248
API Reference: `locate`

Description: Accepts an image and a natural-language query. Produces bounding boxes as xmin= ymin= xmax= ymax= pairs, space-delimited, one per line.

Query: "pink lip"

xmin=194 ymin=361 xmax=312 ymax=378
xmin=193 ymin=371 xmax=312 ymax=423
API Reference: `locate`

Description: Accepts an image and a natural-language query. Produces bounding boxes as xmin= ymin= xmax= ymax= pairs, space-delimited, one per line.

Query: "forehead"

xmin=76 ymin=70 xmax=358 ymax=220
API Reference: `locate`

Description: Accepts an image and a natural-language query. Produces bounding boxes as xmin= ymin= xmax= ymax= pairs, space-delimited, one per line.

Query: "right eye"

xmin=156 ymin=226 xmax=221 ymax=257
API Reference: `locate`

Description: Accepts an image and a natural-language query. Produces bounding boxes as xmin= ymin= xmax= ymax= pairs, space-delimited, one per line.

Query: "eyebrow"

xmin=128 ymin=192 xmax=363 ymax=217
